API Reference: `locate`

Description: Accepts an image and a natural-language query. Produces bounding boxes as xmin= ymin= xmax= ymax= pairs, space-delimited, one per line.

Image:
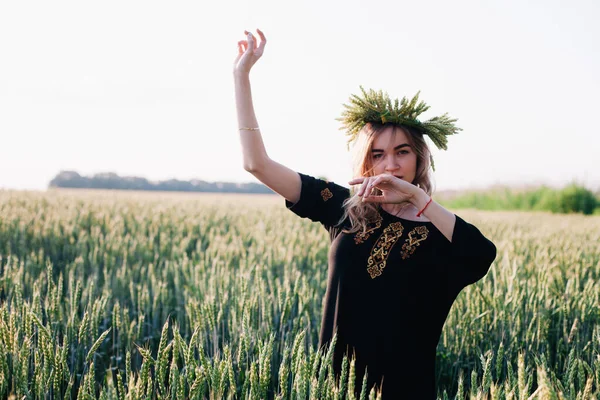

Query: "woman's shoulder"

xmin=296 ymin=173 xmax=351 ymax=201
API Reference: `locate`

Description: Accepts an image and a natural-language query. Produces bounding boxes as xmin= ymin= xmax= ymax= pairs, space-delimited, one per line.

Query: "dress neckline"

xmin=378 ymin=206 xmax=433 ymax=224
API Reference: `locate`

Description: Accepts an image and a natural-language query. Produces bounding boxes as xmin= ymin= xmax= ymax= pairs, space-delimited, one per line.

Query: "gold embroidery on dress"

xmin=400 ymin=226 xmax=429 ymax=260
xmin=321 ymin=188 xmax=333 ymax=201
xmin=354 ymin=212 xmax=383 ymax=244
xmin=366 ymin=222 xmax=404 ymax=279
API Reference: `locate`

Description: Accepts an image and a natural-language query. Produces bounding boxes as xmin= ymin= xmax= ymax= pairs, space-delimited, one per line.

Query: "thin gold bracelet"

xmin=239 ymin=127 xmax=260 ymax=131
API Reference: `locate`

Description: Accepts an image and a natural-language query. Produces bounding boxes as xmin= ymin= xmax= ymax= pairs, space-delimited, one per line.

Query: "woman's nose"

xmin=385 ymin=155 xmax=399 ymax=171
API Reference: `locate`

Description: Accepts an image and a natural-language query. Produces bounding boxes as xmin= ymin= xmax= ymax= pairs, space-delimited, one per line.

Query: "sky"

xmin=1 ymin=0 xmax=599 ymax=192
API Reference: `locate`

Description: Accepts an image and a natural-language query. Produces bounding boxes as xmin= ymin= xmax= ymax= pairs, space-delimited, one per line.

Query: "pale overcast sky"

xmin=1 ymin=0 xmax=598 ymax=192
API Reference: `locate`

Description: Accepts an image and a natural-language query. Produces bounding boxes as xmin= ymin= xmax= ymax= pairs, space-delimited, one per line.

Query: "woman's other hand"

xmin=234 ymin=29 xmax=267 ymax=77
xmin=348 ymin=174 xmax=421 ymax=205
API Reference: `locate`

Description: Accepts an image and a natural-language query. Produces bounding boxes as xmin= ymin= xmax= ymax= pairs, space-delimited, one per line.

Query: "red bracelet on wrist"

xmin=416 ymin=197 xmax=432 ymax=217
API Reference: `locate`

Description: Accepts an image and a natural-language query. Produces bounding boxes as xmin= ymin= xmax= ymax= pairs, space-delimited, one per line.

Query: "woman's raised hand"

xmin=234 ymin=29 xmax=267 ymax=77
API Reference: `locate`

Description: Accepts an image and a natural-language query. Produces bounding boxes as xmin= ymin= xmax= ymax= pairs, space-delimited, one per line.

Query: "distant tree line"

xmin=439 ymin=183 xmax=600 ymax=215
xmin=48 ymin=171 xmax=275 ymax=194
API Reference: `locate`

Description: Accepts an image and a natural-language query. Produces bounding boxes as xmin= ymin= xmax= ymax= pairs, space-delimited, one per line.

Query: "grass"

xmin=0 ymin=189 xmax=598 ymax=399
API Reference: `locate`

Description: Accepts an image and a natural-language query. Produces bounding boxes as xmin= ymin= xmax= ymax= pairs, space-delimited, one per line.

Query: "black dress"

xmin=285 ymin=173 xmax=497 ymax=400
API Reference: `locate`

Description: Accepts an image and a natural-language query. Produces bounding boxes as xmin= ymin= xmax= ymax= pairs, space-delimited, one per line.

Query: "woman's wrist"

xmin=410 ymin=187 xmax=431 ymax=210
xmin=234 ymin=71 xmax=250 ymax=81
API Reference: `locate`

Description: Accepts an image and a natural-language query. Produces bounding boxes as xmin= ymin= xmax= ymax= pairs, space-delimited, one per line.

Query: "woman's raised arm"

xmin=233 ymin=29 xmax=301 ymax=205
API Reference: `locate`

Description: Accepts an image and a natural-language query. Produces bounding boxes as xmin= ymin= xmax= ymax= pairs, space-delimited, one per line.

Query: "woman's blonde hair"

xmin=337 ymin=122 xmax=434 ymax=235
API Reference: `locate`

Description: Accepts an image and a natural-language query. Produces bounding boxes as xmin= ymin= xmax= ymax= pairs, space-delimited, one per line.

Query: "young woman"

xmin=234 ymin=29 xmax=497 ymax=400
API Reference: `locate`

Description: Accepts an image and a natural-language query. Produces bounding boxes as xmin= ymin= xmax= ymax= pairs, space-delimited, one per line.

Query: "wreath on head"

xmin=336 ymin=86 xmax=462 ymax=170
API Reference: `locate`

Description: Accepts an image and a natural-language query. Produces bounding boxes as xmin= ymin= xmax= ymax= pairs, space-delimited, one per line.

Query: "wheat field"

xmin=0 ymin=189 xmax=598 ymax=399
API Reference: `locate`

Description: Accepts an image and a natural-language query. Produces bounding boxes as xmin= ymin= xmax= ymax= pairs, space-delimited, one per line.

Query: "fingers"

xmin=365 ymin=179 xmax=389 ymax=202
xmin=359 ymin=177 xmax=372 ymax=198
xmin=256 ymin=28 xmax=267 ymax=53
xmin=237 ymin=40 xmax=248 ymax=53
xmin=354 ymin=177 xmax=366 ymax=196
xmin=245 ymin=31 xmax=256 ymax=52
xmin=242 ymin=30 xmax=252 ymax=52
xmin=352 ymin=176 xmax=389 ymax=201
xmin=369 ymin=175 xmax=387 ymax=190
xmin=243 ymin=29 xmax=266 ymax=53
xmin=349 ymin=176 xmax=371 ymax=197
xmin=349 ymin=175 xmax=388 ymax=201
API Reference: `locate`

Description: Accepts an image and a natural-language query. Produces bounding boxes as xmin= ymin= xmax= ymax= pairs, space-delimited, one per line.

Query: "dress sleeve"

xmin=285 ymin=172 xmax=350 ymax=232
xmin=446 ymin=215 xmax=497 ymax=290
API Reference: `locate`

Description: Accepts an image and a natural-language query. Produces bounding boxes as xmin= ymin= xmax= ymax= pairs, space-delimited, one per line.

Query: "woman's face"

xmin=369 ymin=126 xmax=418 ymax=184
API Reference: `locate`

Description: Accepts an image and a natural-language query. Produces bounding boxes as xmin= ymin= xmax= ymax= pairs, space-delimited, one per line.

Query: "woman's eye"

xmin=374 ymin=151 xmax=407 ymax=160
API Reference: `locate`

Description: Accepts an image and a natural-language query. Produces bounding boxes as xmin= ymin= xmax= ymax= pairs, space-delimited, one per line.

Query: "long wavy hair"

xmin=337 ymin=122 xmax=434 ymax=235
